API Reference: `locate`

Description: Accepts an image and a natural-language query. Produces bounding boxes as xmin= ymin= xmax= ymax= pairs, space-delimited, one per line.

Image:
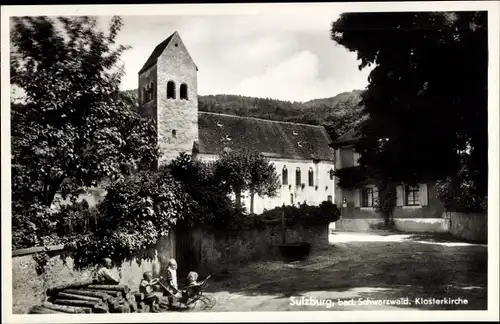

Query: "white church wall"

xmin=196 ymin=154 xmax=336 ymax=214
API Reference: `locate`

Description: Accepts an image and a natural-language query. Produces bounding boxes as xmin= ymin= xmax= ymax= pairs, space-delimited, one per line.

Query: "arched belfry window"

xmin=308 ymin=167 xmax=314 ymax=187
xmin=282 ymin=166 xmax=288 ymax=185
xmin=295 ymin=167 xmax=301 ymax=186
xmin=180 ymin=83 xmax=188 ymax=100
xmin=167 ymin=81 xmax=176 ymax=99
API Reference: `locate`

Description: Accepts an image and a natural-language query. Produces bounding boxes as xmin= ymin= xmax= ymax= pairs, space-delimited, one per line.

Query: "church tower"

xmin=138 ymin=31 xmax=199 ymax=166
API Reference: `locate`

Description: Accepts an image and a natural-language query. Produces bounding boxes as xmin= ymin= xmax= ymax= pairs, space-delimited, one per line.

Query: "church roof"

xmin=197 ymin=112 xmax=335 ymax=161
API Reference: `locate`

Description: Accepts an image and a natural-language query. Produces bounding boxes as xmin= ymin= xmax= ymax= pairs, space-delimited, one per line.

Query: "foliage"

xmin=10 ymin=16 xmax=159 ymax=248
xmin=374 ymin=182 xmax=397 ymax=228
xmin=69 ymin=170 xmax=192 ymax=268
xmin=51 ymin=200 xmax=101 ymax=236
xmin=333 ymin=166 xmax=368 ymax=190
xmin=11 ymin=203 xmax=54 ymax=249
xmin=436 ymin=155 xmax=488 ymax=213
xmin=331 ymin=12 xmax=488 ymax=199
xmin=254 ymin=201 xmax=341 ymax=228
xmin=168 ymin=153 xmax=236 ymax=226
xmin=214 ymin=149 xmax=280 ymax=214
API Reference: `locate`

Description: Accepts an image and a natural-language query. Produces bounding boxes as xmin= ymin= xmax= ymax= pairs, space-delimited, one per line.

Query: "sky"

xmin=104 ymin=13 xmax=372 ymax=102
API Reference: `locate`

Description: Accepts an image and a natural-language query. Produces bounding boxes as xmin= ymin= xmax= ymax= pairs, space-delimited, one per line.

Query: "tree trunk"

xmin=235 ymin=189 xmax=242 ymax=212
xmin=44 ymin=176 xmax=65 ymax=207
xmin=250 ymin=189 xmax=255 ymax=214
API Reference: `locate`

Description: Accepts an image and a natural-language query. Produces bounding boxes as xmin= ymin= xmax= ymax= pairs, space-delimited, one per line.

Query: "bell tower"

xmin=138 ymin=31 xmax=199 ymax=166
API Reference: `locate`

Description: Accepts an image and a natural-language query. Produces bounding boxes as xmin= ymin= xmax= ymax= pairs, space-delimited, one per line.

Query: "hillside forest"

xmin=119 ymin=89 xmax=365 ymax=140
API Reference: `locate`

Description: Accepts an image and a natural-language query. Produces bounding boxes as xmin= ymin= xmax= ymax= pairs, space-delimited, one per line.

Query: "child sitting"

xmin=140 ymin=271 xmax=161 ymax=312
xmin=179 ymin=271 xmax=200 ymax=304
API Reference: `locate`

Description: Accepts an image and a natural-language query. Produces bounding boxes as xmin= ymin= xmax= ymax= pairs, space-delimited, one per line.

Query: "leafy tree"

xmin=10 ymin=16 xmax=159 ymax=248
xmin=331 ymin=12 xmax=488 ymax=201
xmin=214 ymin=149 xmax=280 ymax=214
xmin=168 ymin=153 xmax=235 ymax=226
xmin=70 ymin=170 xmax=191 ymax=268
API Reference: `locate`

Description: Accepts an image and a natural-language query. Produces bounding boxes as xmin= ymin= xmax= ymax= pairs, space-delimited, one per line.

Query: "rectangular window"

xmin=361 ymin=187 xmax=374 ymax=207
xmin=405 ymin=185 xmax=420 ymax=206
xmin=327 ymin=195 xmax=333 ymax=203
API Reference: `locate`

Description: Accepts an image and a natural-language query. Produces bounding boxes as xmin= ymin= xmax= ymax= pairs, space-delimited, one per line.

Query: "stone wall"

xmin=447 ymin=212 xmax=487 ymax=243
xmin=193 ymin=224 xmax=329 ymax=273
xmin=11 ymin=235 xmax=174 ymax=314
xmin=335 ymin=218 xmax=450 ymax=233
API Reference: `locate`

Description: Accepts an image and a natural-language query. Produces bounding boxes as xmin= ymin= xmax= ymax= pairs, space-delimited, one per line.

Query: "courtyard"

xmin=195 ymin=232 xmax=487 ymax=311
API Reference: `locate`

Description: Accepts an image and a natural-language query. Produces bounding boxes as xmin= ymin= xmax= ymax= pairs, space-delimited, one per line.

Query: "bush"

xmin=437 ymin=176 xmax=487 ymax=213
xmin=256 ymin=201 xmax=341 ymax=228
xmin=168 ymin=153 xmax=236 ymax=227
xmin=436 ymin=159 xmax=487 ymax=213
xmin=69 ymin=169 xmax=194 ymax=268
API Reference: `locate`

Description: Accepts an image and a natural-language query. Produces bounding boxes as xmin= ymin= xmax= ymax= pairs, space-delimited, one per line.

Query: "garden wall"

xmin=11 ymin=235 xmax=174 ymax=314
xmin=193 ymin=223 xmax=329 ymax=273
xmin=335 ymin=218 xmax=450 ymax=232
xmin=446 ymin=212 xmax=487 ymax=243
xmin=334 ymin=212 xmax=487 ymax=243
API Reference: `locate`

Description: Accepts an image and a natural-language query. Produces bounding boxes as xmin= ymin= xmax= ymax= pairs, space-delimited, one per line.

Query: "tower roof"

xmin=138 ymin=32 xmax=198 ymax=74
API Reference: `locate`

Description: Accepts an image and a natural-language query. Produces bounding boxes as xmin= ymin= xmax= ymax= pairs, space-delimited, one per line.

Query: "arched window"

xmin=167 ymin=81 xmax=176 ymax=99
xmin=329 ymin=168 xmax=334 ymax=180
xmin=172 ymin=129 xmax=177 ymax=138
xmin=295 ymin=167 xmax=301 ymax=186
xmin=308 ymin=168 xmax=314 ymax=187
xmin=282 ymin=166 xmax=288 ymax=185
xmin=180 ymin=83 xmax=188 ymax=100
xmin=149 ymin=82 xmax=155 ymax=101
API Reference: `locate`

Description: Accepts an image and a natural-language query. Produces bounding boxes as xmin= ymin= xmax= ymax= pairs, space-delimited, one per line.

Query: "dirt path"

xmin=195 ymin=232 xmax=487 ymax=311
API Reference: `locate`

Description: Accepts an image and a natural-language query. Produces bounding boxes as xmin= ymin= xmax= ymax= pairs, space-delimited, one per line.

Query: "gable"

xmin=139 ymin=32 xmax=198 ymax=74
xmin=197 ymin=112 xmax=335 ymax=161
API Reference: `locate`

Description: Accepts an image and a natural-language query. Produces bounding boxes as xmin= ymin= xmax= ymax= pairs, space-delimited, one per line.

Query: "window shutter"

xmin=396 ymin=185 xmax=404 ymax=207
xmin=419 ymin=183 xmax=428 ymax=206
xmin=353 ymin=152 xmax=360 ymax=166
xmin=353 ymin=189 xmax=360 ymax=207
xmin=373 ymin=187 xmax=379 ymax=207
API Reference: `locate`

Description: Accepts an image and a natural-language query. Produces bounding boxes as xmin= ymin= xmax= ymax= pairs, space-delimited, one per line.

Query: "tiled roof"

xmin=197 ymin=112 xmax=335 ymax=161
